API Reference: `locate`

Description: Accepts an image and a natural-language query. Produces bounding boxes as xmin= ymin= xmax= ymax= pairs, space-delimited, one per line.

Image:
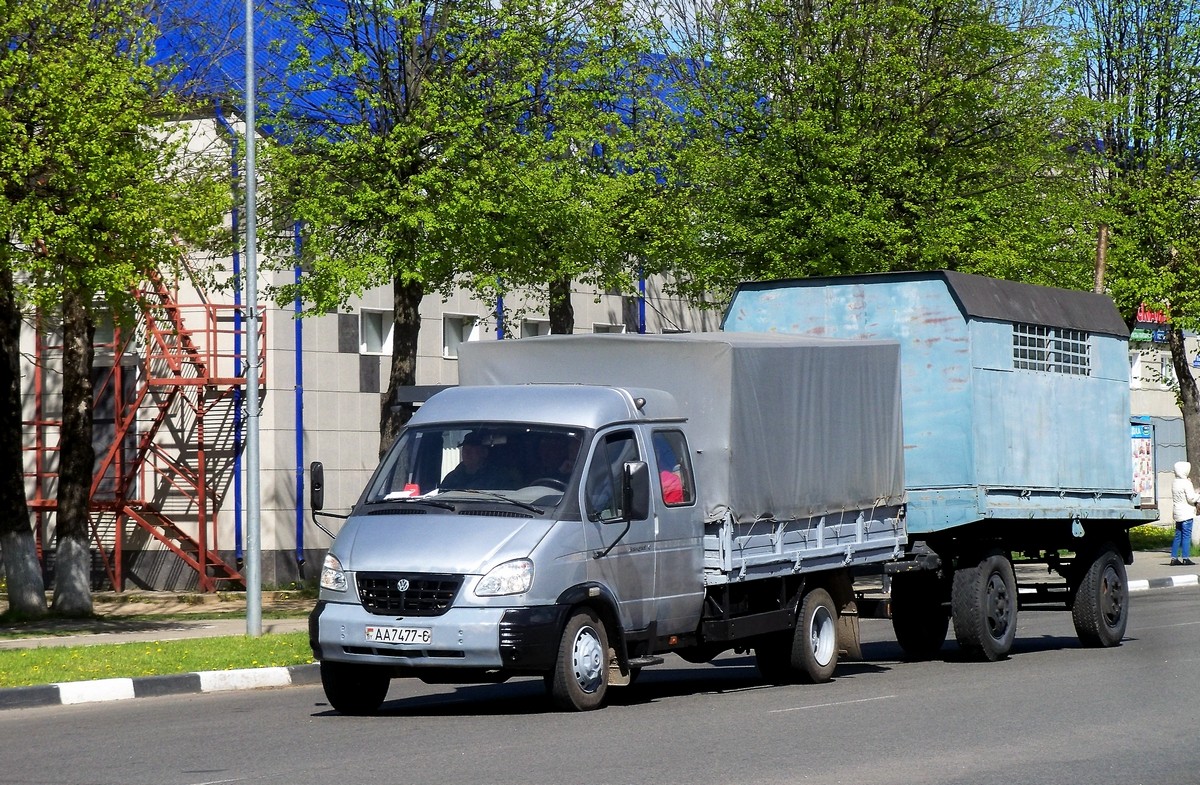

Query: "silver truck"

xmin=308 ymin=333 xmax=907 ymax=712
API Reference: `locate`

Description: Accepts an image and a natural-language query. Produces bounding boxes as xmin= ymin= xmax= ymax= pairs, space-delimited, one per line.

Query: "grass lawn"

xmin=0 ymin=631 xmax=312 ymax=688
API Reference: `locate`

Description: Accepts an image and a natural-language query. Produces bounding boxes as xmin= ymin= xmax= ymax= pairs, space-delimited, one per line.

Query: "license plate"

xmin=364 ymin=625 xmax=432 ymax=645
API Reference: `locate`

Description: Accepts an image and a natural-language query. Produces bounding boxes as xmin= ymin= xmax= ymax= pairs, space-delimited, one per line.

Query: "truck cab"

xmin=309 ymin=384 xmax=705 ymax=712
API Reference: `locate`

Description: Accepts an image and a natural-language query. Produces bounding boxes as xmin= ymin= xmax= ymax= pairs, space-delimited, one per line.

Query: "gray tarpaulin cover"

xmin=459 ymin=333 xmax=905 ymax=524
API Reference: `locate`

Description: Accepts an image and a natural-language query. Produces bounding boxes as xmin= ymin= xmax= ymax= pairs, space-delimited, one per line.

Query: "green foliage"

xmin=260 ymin=0 xmax=685 ymax=323
xmin=0 ymin=632 xmax=311 ymax=688
xmin=653 ymin=0 xmax=1094 ymax=296
xmin=1128 ymin=523 xmax=1175 ymax=552
xmin=1064 ymin=0 xmax=1200 ymax=325
xmin=0 ymin=0 xmax=229 ymax=316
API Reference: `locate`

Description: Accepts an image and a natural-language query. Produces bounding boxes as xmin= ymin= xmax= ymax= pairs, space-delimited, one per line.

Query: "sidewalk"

xmin=0 ymin=590 xmax=311 ymax=650
xmin=1 ymin=551 xmax=1197 ymax=711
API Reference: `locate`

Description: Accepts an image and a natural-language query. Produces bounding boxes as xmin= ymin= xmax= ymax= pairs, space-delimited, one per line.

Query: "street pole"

xmin=244 ymin=0 xmax=262 ymax=637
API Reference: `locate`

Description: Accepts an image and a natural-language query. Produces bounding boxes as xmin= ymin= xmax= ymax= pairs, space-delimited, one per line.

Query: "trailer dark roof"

xmin=731 ymin=270 xmax=1130 ymax=338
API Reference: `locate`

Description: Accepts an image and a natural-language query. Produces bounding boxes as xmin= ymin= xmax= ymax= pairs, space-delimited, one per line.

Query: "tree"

xmin=261 ymin=0 xmax=668 ymax=451
xmin=454 ymin=5 xmax=691 ymax=335
xmin=0 ymin=0 xmax=227 ymax=614
xmin=651 ymin=0 xmax=1093 ymax=299
xmin=1063 ymin=0 xmax=1200 ymax=473
xmin=0 ymin=265 xmax=44 ymax=617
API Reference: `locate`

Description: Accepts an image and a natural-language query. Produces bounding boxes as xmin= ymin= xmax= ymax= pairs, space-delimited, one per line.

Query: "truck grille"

xmin=356 ymin=573 xmax=462 ymax=616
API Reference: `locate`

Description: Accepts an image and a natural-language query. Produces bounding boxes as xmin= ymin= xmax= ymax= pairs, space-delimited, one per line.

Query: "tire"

xmin=794 ymin=588 xmax=838 ymax=683
xmin=951 ymin=552 xmax=1017 ymax=661
xmin=320 ymin=661 xmax=390 ymax=715
xmin=890 ymin=571 xmax=949 ymax=660
xmin=548 ymin=609 xmax=609 ymax=711
xmin=1072 ymin=545 xmax=1128 ymax=648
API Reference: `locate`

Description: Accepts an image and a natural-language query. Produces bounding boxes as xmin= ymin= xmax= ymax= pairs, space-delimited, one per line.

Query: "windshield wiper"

xmin=367 ymin=495 xmax=457 ymax=511
xmin=443 ymin=489 xmax=545 ymax=515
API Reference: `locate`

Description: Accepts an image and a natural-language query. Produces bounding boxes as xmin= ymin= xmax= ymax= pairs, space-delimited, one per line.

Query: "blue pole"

xmin=294 ymin=222 xmax=305 ymax=566
xmin=638 ymin=270 xmax=646 ymax=334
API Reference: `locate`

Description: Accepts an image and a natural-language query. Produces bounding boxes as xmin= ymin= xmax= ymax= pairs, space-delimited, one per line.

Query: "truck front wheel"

xmin=548 ymin=609 xmax=609 ymax=711
xmin=320 ymin=661 xmax=390 ymax=715
xmin=951 ymin=553 xmax=1017 ymax=661
xmin=1072 ymin=544 xmax=1128 ymax=647
xmin=890 ymin=571 xmax=949 ymax=660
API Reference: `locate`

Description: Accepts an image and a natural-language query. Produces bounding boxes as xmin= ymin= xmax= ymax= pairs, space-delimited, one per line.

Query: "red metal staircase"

xmin=25 ymin=272 xmax=265 ymax=592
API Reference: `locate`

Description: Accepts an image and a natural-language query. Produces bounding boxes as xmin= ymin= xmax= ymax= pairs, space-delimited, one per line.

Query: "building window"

xmin=1013 ymin=323 xmax=1090 ymax=376
xmin=360 ymin=310 xmax=393 ymax=355
xmin=521 ymin=319 xmax=550 ymax=338
xmin=592 ymin=323 xmax=625 ymax=334
xmin=443 ymin=315 xmax=481 ymax=358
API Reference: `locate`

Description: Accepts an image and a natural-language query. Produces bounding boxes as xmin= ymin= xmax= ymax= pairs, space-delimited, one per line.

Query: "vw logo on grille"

xmin=396 ymin=579 xmax=411 ymax=592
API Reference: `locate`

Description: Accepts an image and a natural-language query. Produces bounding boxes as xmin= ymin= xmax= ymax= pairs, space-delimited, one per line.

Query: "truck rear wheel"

xmin=548 ymin=609 xmax=609 ymax=711
xmin=1072 ymin=544 xmax=1128 ymax=647
xmin=890 ymin=572 xmax=949 ymax=660
xmin=794 ymin=588 xmax=838 ymax=683
xmin=320 ymin=661 xmax=390 ymax=715
xmin=951 ymin=553 xmax=1017 ymax=661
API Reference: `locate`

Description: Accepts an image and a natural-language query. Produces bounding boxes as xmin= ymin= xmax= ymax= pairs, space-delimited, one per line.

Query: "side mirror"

xmin=310 ymin=461 xmax=325 ymax=511
xmin=622 ymin=461 xmax=650 ymax=521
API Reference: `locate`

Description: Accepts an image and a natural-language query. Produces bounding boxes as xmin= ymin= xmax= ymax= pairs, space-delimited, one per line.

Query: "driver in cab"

xmin=440 ymin=431 xmax=516 ymax=490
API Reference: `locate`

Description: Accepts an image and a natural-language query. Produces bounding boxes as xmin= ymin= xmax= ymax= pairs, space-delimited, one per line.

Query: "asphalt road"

xmin=1 ymin=588 xmax=1196 ymax=785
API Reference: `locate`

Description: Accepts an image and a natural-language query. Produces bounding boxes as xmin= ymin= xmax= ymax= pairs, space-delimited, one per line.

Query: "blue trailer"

xmin=724 ymin=270 xmax=1157 ymax=660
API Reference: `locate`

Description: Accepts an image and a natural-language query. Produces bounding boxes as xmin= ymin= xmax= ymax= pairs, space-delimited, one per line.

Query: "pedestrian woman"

xmin=1170 ymin=461 xmax=1198 ymax=566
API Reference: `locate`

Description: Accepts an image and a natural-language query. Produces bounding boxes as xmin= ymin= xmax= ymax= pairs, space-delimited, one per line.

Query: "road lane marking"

xmin=770 ymin=695 xmax=896 ymax=713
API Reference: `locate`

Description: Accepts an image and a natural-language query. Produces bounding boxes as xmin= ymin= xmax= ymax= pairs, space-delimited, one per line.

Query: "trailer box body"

xmin=723 ymin=270 xmax=1153 ymax=533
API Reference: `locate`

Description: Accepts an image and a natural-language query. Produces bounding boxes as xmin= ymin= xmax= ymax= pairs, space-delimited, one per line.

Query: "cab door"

xmin=582 ymin=428 xmax=655 ymax=630
xmin=650 ymin=429 xmax=704 ymax=635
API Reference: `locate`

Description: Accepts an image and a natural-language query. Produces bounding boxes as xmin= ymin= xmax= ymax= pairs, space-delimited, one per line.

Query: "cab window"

xmin=652 ymin=430 xmax=695 ymax=506
xmin=584 ymin=430 xmax=639 ymax=521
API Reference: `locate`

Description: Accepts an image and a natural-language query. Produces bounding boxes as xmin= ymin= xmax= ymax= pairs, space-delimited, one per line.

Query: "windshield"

xmin=365 ymin=423 xmax=585 ymax=508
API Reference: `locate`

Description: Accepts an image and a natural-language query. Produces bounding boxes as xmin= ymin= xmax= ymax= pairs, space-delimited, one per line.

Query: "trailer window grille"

xmin=1013 ymin=323 xmax=1090 ymax=376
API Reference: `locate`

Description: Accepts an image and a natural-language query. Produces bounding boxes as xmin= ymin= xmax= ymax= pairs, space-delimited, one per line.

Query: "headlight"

xmin=320 ymin=553 xmax=348 ymax=592
xmin=475 ymin=559 xmax=534 ymax=597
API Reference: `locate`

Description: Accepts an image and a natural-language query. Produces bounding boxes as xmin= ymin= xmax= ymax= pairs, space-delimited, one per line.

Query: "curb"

xmin=1128 ymin=573 xmax=1199 ymax=593
xmin=0 ymin=663 xmax=320 ymax=712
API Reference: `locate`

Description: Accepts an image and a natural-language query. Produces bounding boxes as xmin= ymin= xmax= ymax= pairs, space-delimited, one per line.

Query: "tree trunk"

xmin=1094 ymin=223 xmax=1109 ymax=293
xmin=52 ymin=285 xmax=95 ymax=616
xmin=1167 ymin=327 xmax=1200 ymax=484
xmin=548 ymin=275 xmax=574 ymax=334
xmin=0 ymin=266 xmax=47 ymax=617
xmin=379 ymin=276 xmax=424 ymax=458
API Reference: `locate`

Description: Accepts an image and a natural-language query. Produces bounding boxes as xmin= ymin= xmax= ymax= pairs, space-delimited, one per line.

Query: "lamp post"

xmin=244 ymin=0 xmax=262 ymax=637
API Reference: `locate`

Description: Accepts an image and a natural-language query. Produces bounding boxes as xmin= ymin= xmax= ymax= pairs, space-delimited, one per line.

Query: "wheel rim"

xmin=1099 ymin=563 xmax=1124 ymax=627
xmin=571 ymin=625 xmax=605 ymax=694
xmin=809 ymin=605 xmax=836 ymax=667
xmin=984 ymin=571 xmax=1012 ymax=640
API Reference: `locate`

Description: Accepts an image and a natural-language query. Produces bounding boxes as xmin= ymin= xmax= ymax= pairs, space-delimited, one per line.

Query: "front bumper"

xmin=310 ymin=601 xmax=567 ymax=673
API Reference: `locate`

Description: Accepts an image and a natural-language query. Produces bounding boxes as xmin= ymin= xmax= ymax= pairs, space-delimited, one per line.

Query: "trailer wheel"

xmin=320 ymin=661 xmax=390 ymax=715
xmin=1072 ymin=545 xmax=1128 ymax=648
xmin=890 ymin=572 xmax=949 ymax=660
xmin=548 ymin=609 xmax=609 ymax=711
xmin=951 ymin=553 xmax=1017 ymax=661
xmin=794 ymin=588 xmax=839 ymax=683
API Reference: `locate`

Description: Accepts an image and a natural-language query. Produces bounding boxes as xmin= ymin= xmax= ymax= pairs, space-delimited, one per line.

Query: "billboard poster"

xmin=1131 ymin=421 xmax=1155 ymax=506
